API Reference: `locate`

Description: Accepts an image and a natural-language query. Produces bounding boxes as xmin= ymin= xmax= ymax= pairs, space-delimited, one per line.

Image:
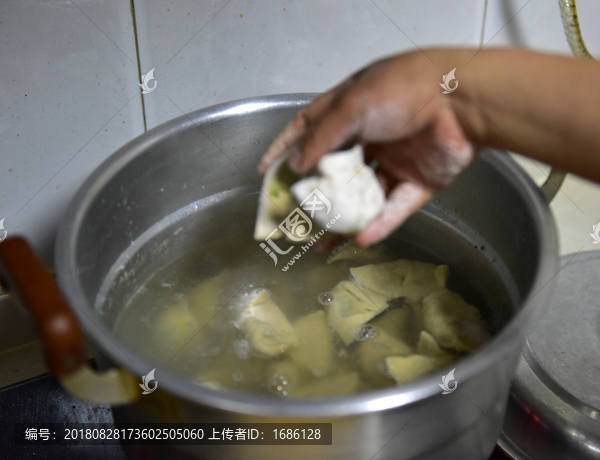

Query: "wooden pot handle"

xmin=0 ymin=236 xmax=86 ymax=376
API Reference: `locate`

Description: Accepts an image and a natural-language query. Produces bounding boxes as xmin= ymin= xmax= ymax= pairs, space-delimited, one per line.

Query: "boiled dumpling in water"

xmin=350 ymin=259 xmax=450 ymax=303
xmin=356 ymin=324 xmax=413 ymax=387
xmin=385 ymin=354 xmax=454 ymax=385
xmin=326 ymin=241 xmax=394 ymax=267
xmin=239 ymin=290 xmax=298 ymax=357
xmin=185 ymin=269 xmax=232 ymax=328
xmin=291 ymin=372 xmax=362 ymax=398
xmin=266 ymin=359 xmax=306 ymax=397
xmin=326 ymin=280 xmax=390 ymax=345
xmin=289 ymin=310 xmax=335 ymax=376
xmin=416 ymin=330 xmax=455 ymax=358
xmin=154 ymin=300 xmax=198 ymax=358
xmin=421 ymin=289 xmax=489 ymax=353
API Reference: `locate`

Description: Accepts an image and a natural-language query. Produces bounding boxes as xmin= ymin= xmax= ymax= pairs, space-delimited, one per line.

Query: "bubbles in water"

xmin=268 ymin=374 xmax=290 ymax=398
xmin=317 ymin=292 xmax=334 ymax=306
xmin=232 ymin=339 xmax=250 ymax=360
xmin=356 ymin=324 xmax=379 ymax=341
xmin=232 ymin=372 xmax=244 ymax=382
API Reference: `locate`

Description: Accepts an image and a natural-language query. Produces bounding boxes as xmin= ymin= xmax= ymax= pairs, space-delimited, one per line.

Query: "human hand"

xmin=258 ymin=51 xmax=476 ymax=247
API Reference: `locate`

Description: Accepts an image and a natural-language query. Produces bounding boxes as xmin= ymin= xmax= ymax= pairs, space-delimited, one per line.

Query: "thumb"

xmin=354 ymin=182 xmax=433 ymax=247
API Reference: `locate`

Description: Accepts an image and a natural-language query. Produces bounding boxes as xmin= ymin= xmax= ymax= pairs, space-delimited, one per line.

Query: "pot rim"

xmin=55 ymin=93 xmax=558 ymax=417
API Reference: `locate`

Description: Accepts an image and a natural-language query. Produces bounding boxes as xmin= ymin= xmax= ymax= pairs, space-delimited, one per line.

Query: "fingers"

xmin=288 ymin=94 xmax=364 ymax=174
xmin=258 ymin=92 xmax=337 ymax=175
xmin=373 ymin=165 xmax=397 ymax=194
xmin=312 ymin=235 xmax=348 ymax=254
xmin=354 ymin=182 xmax=434 ymax=247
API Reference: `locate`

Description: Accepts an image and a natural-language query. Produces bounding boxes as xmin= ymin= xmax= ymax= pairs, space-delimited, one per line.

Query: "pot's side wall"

xmin=56 ymin=96 xmax=558 ymax=459
xmin=111 ymin=339 xmax=526 ymax=460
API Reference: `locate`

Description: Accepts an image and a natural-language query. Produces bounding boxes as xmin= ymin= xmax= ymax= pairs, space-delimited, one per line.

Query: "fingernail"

xmin=288 ymin=147 xmax=304 ymax=172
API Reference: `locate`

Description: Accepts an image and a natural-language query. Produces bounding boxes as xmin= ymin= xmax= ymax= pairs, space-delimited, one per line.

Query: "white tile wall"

xmin=135 ymin=0 xmax=459 ymax=129
xmin=1 ymin=0 xmax=600 ymax=383
xmin=0 ymin=0 xmax=144 ymax=265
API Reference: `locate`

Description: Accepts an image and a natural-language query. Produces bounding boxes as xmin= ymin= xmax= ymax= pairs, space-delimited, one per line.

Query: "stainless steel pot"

xmin=0 ymin=94 xmax=559 ymax=459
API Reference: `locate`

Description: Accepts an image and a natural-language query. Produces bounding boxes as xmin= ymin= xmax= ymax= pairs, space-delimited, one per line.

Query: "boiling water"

xmin=113 ymin=229 xmax=496 ymax=398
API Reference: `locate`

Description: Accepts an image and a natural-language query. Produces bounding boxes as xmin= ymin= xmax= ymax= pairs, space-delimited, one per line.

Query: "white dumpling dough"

xmin=289 ymin=310 xmax=335 ymax=376
xmin=421 ymin=289 xmax=489 ymax=353
xmin=290 ymin=145 xmax=385 ymax=234
xmin=350 ymin=259 xmax=449 ymax=302
xmin=239 ymin=290 xmax=298 ymax=357
xmin=326 ymin=280 xmax=390 ymax=345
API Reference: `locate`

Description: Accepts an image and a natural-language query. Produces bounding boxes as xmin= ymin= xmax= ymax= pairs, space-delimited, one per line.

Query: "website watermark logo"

xmin=440 ymin=68 xmax=458 ymax=94
xmin=439 ymin=368 xmax=457 ymax=394
xmin=590 ymin=222 xmax=600 ymax=244
xmin=0 ymin=218 xmax=6 ymax=243
xmin=139 ymin=368 xmax=158 ymax=394
xmin=139 ymin=68 xmax=157 ymax=94
xmin=259 ymin=189 xmax=340 ymax=271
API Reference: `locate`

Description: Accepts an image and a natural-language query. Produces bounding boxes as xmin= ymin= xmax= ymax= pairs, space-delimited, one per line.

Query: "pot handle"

xmin=540 ymin=169 xmax=566 ymax=203
xmin=0 ymin=237 xmax=139 ymax=405
xmin=545 ymin=0 xmax=599 ymax=202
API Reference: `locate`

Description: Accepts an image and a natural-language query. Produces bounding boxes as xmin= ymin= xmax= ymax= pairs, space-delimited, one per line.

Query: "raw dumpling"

xmin=255 ymin=145 xmax=385 ymax=241
xmin=239 ymin=290 xmax=298 ymax=357
xmin=291 ymin=145 xmax=385 ymax=234
xmin=254 ymin=156 xmax=298 ymax=241
xmin=421 ymin=289 xmax=489 ymax=353
xmin=326 ymin=280 xmax=390 ymax=345
xmin=350 ymin=259 xmax=450 ymax=303
xmin=289 ymin=311 xmax=335 ymax=376
xmin=356 ymin=327 xmax=412 ymax=387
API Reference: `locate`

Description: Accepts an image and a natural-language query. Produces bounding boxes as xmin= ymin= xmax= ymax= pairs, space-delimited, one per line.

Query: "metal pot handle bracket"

xmin=540 ymin=169 xmax=566 ymax=203
xmin=543 ymin=0 xmax=599 ymax=202
xmin=0 ymin=237 xmax=139 ymax=405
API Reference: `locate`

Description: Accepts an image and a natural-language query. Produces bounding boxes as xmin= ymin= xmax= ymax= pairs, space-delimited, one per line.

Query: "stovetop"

xmin=0 ymin=374 xmax=512 ymax=459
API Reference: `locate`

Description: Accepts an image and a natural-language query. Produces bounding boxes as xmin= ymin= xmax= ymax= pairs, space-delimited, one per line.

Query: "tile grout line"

xmin=130 ymin=0 xmax=147 ymax=132
xmin=479 ymin=0 xmax=489 ymax=48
